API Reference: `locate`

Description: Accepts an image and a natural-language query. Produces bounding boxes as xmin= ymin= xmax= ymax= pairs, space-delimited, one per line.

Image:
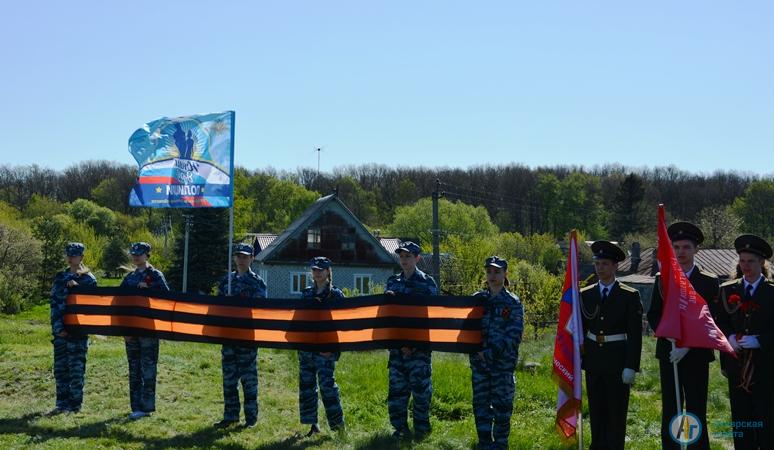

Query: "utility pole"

xmin=182 ymin=214 xmax=193 ymax=293
xmin=432 ymin=179 xmax=443 ymax=290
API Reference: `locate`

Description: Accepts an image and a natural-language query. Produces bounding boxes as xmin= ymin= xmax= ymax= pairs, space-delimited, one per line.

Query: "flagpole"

xmin=226 ymin=110 xmax=236 ymax=296
xmin=227 ymin=206 xmax=234 ymax=295
xmin=671 ymin=341 xmax=687 ymax=450
xmin=577 ymin=393 xmax=583 ymax=450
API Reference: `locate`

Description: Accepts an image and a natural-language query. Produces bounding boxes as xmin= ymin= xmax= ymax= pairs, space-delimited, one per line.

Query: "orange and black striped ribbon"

xmin=64 ymin=287 xmax=484 ymax=352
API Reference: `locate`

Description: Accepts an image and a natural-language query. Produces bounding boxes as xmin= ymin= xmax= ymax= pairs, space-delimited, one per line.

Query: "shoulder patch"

xmin=720 ymin=279 xmax=740 ymax=289
xmin=580 ymin=283 xmax=598 ymax=293
xmin=697 ymin=268 xmax=719 ymax=280
xmin=617 ymin=282 xmax=638 ymax=293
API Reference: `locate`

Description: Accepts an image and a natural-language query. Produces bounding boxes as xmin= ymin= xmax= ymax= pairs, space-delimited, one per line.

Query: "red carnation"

xmin=144 ymin=275 xmax=153 ymax=285
xmin=728 ymin=294 xmax=741 ymax=305
xmin=501 ymin=307 xmax=511 ymax=319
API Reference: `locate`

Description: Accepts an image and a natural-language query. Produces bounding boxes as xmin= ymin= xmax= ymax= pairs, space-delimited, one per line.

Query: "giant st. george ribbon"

xmin=64 ymin=287 xmax=484 ymax=353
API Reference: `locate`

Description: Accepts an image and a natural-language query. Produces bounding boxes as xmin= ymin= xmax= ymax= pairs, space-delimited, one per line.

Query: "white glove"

xmin=739 ymin=335 xmax=761 ymax=349
xmin=669 ymin=347 xmax=690 ymax=364
xmin=622 ymin=368 xmax=636 ymax=385
xmin=728 ymin=335 xmax=742 ymax=352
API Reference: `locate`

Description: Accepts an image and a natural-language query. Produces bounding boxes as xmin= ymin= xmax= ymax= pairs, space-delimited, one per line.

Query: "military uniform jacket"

xmin=716 ymin=277 xmax=774 ymax=380
xmin=218 ymin=270 xmax=267 ymax=299
xmin=474 ymin=288 xmax=524 ymax=372
xmin=302 ymin=284 xmax=344 ymax=359
xmin=647 ymin=267 xmax=720 ymax=363
xmin=50 ymin=269 xmax=97 ymax=335
xmin=121 ymin=265 xmax=170 ymax=292
xmin=581 ymin=281 xmax=643 ymax=374
xmin=386 ymin=268 xmax=438 ymax=296
xmin=301 ymin=284 xmax=344 ymax=302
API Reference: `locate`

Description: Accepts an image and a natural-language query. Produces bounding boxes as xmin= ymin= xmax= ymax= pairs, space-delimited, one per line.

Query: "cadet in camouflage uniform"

xmin=214 ymin=243 xmax=266 ymax=429
xmin=121 ymin=242 xmax=170 ymax=420
xmin=47 ymin=242 xmax=98 ymax=415
xmin=385 ymin=241 xmax=438 ymax=439
xmin=299 ymin=257 xmax=345 ymax=437
xmin=469 ymin=256 xmax=524 ymax=450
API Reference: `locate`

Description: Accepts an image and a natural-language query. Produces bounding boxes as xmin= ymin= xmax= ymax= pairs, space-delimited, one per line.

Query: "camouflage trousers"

xmin=52 ymin=335 xmax=88 ymax=411
xmin=298 ymin=351 xmax=344 ymax=428
xmin=387 ymin=349 xmax=432 ymax=433
xmin=125 ymin=337 xmax=159 ymax=413
xmin=221 ymin=345 xmax=258 ymax=422
xmin=470 ymin=357 xmax=515 ymax=450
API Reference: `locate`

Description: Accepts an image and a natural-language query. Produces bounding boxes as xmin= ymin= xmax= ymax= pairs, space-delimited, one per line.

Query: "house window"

xmin=307 ymin=228 xmax=321 ymax=249
xmin=354 ymin=274 xmax=372 ymax=295
xmin=291 ymin=272 xmax=308 ymax=294
xmin=341 ymin=234 xmax=355 ymax=251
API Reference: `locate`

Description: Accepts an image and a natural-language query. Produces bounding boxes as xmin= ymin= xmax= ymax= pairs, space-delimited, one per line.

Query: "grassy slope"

xmin=0 ymin=301 xmax=734 ymax=449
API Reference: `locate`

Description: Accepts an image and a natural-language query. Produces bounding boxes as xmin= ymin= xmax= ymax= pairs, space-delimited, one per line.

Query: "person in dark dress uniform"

xmin=580 ymin=240 xmax=643 ymax=450
xmin=647 ymin=222 xmax=720 ymax=449
xmin=716 ymin=234 xmax=774 ymax=449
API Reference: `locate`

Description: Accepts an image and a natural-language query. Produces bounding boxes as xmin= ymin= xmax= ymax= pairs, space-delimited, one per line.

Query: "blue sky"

xmin=1 ymin=1 xmax=772 ymax=175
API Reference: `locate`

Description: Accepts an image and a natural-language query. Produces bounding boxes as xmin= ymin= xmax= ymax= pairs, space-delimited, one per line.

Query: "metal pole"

xmin=182 ymin=214 xmax=191 ymax=293
xmin=431 ymin=179 xmax=441 ymax=289
xmin=671 ymin=340 xmax=687 ymax=450
xmin=227 ymin=206 xmax=234 ymax=295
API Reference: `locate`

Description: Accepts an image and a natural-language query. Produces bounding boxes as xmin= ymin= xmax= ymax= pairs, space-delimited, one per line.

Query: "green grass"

xmin=0 ymin=305 xmax=734 ymax=449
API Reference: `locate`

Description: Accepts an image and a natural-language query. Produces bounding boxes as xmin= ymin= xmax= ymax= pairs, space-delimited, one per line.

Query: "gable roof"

xmin=251 ymin=194 xmax=396 ymax=266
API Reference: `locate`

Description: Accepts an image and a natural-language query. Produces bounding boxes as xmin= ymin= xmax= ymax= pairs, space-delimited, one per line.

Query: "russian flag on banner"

xmin=128 ymin=111 xmax=235 ymax=208
xmin=552 ymin=230 xmax=583 ymax=439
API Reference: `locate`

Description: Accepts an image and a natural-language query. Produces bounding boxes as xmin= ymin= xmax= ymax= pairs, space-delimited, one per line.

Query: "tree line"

xmin=1 ymin=160 xmax=772 ymax=331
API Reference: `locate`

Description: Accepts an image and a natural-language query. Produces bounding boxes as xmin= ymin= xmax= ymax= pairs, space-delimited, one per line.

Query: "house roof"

xmin=249 ymin=194 xmax=397 ymax=266
xmin=618 ymin=247 xmax=738 ymax=279
xmin=246 ymin=232 xmax=447 ymax=273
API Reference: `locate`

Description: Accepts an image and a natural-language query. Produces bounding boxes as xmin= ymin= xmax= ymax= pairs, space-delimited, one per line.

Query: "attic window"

xmin=342 ymin=234 xmax=355 ymax=251
xmin=307 ymin=228 xmax=321 ymax=249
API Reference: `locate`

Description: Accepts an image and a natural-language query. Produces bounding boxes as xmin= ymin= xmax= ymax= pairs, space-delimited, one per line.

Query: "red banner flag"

xmin=654 ymin=205 xmax=735 ymax=354
xmin=553 ymin=231 xmax=583 ymax=439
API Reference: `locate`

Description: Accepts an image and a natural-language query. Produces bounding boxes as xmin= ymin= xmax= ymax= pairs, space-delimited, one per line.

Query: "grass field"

xmin=0 ymin=300 xmax=736 ymax=449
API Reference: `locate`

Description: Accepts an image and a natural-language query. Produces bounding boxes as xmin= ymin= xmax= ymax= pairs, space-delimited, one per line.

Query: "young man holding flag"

xmin=651 ymin=205 xmax=736 ymax=448
xmin=716 ymin=234 xmax=774 ymax=449
xmin=580 ymin=240 xmax=643 ymax=450
xmin=647 ymin=222 xmax=720 ymax=449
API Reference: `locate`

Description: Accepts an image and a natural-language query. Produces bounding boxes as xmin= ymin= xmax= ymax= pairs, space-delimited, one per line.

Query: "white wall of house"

xmin=253 ymin=262 xmax=394 ymax=298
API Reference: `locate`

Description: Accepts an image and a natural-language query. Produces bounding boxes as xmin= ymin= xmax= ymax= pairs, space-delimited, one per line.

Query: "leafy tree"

xmin=0 ymin=223 xmax=42 ymax=312
xmin=68 ymin=198 xmax=117 ymax=236
xmin=508 ymin=261 xmax=562 ymax=335
xmin=23 ymin=194 xmax=66 ymax=219
xmin=335 ymin=176 xmax=378 ymax=225
xmin=697 ymin=206 xmax=741 ymax=249
xmin=0 ymin=200 xmax=23 ymax=228
xmin=441 ymin=235 xmax=497 ymax=295
xmin=69 ymin=198 xmax=100 ymax=223
xmin=92 ymin=177 xmax=132 ymax=213
xmin=387 ymin=198 xmax=499 ymax=246
xmin=732 ymin=180 xmax=774 ymax=239
xmin=495 ymin=232 xmax=563 ymax=273
xmin=233 ymin=170 xmax=318 ymax=235
xmin=86 ymin=207 xmax=117 ymax=236
xmin=101 ymin=237 xmax=129 ymax=278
